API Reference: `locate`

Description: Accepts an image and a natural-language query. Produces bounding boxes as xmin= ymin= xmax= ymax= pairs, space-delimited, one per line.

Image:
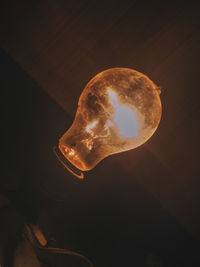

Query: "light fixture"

xmin=57 ymin=68 xmax=162 ymax=178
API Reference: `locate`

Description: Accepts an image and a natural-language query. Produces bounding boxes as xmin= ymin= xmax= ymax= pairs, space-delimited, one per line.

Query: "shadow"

xmin=1 ymin=49 xmax=200 ymax=267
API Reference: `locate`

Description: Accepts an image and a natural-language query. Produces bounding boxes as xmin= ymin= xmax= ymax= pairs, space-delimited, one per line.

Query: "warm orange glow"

xmin=54 ymin=147 xmax=84 ymax=179
xmin=59 ymin=68 xmax=162 ymax=175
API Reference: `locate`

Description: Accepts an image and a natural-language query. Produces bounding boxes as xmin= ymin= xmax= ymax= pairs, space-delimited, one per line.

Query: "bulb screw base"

xmin=53 ymin=146 xmax=84 ymax=179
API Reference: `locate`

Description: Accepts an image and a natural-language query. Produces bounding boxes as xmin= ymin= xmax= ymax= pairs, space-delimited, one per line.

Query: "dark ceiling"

xmin=1 ymin=1 xmax=200 ymax=266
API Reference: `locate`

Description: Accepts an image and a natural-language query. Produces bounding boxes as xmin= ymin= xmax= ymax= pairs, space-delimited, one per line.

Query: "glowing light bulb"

xmin=58 ymin=68 xmax=162 ymax=176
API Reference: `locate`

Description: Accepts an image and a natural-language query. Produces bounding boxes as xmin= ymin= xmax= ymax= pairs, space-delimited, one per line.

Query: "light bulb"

xmin=58 ymin=68 xmax=162 ymax=176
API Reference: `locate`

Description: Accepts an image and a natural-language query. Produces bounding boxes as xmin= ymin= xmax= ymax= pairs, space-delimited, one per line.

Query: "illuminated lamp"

xmin=56 ymin=68 xmax=162 ymax=178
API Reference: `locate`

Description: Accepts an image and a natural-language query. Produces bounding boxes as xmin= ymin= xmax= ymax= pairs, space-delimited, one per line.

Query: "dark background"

xmin=1 ymin=1 xmax=200 ymax=266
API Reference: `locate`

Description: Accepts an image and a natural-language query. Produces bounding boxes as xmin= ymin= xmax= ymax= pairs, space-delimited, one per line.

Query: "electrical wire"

xmin=24 ymin=223 xmax=94 ymax=267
